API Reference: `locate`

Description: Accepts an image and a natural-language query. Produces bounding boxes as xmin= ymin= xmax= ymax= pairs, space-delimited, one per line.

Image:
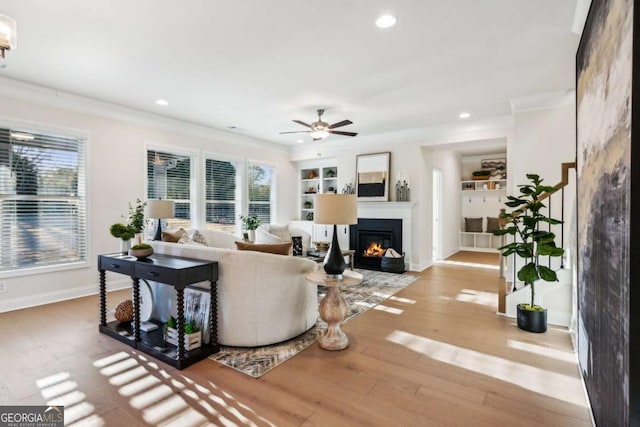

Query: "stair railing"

xmin=497 ymin=162 xmax=576 ymax=312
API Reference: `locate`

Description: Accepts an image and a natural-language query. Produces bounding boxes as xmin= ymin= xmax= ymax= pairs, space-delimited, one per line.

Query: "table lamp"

xmin=146 ymin=199 xmax=175 ymax=241
xmin=314 ymin=194 xmax=358 ymax=278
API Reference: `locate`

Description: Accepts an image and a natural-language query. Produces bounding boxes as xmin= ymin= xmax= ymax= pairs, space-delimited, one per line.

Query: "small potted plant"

xmin=493 ymin=174 xmax=564 ymax=333
xmin=109 ymin=199 xmax=147 ymax=253
xmin=240 ymin=214 xmax=261 ymax=242
xmin=164 ymin=316 xmax=201 ymax=350
xmin=129 ymin=243 xmax=153 ymax=259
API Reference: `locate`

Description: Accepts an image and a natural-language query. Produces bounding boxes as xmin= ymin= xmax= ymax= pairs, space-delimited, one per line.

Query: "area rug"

xmin=208 ymin=269 xmax=419 ymax=378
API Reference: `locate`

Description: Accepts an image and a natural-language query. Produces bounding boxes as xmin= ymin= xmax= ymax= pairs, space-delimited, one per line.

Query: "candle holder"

xmin=396 ymin=180 xmax=411 ymax=201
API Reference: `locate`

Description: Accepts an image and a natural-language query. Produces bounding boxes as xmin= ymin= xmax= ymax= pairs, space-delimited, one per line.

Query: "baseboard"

xmin=0 ymin=277 xmax=131 ymax=313
xmin=411 ymin=261 xmax=432 ymax=272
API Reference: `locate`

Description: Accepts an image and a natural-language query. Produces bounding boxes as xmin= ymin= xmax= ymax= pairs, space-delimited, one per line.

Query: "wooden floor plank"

xmin=0 ymin=252 xmax=592 ymax=425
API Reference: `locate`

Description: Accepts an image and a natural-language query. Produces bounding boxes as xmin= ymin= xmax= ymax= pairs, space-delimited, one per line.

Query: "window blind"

xmin=247 ymin=162 xmax=274 ymax=224
xmin=0 ymin=128 xmax=87 ymax=272
xmin=205 ymin=158 xmax=241 ymax=233
xmin=147 ymin=150 xmax=192 ymax=231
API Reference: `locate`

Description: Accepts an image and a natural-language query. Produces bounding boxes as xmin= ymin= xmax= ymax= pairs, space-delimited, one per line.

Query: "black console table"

xmin=98 ymin=253 xmax=219 ymax=369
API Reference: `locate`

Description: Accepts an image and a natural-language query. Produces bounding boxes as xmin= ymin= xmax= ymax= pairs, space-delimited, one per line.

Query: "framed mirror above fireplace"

xmin=356 ymin=152 xmax=390 ymax=201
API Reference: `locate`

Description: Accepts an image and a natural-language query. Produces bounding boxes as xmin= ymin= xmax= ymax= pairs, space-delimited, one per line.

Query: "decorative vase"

xmin=248 ymin=229 xmax=256 ymax=242
xmin=120 ymin=239 xmax=131 ymax=254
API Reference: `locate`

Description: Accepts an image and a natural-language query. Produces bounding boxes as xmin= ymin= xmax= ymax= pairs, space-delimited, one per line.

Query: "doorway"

xmin=432 ymin=168 xmax=443 ymax=261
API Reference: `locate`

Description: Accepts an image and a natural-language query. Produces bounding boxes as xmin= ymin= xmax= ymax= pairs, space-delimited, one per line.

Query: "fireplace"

xmin=350 ymin=218 xmax=403 ymax=271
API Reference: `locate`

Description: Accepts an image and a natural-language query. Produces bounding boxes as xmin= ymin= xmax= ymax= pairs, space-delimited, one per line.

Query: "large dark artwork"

xmin=576 ymin=0 xmax=633 ymax=424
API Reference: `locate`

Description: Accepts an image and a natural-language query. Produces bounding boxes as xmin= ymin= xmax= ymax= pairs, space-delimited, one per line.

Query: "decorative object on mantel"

xmin=357 ymin=152 xmax=391 ymax=201
xmin=396 ymin=180 xmax=410 ymax=201
xmin=342 ymin=182 xmax=355 ymax=194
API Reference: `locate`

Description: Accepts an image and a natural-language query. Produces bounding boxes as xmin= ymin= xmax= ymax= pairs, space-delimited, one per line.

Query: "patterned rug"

xmin=209 ymin=269 xmax=419 ymax=378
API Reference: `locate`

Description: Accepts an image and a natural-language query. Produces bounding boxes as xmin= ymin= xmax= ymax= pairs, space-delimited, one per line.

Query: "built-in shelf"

xmin=461 ymin=179 xmax=507 ymax=192
xmin=460 ymin=232 xmax=502 ymax=252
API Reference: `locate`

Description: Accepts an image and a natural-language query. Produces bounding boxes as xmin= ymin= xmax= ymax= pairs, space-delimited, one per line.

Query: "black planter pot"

xmin=516 ymin=304 xmax=547 ymax=333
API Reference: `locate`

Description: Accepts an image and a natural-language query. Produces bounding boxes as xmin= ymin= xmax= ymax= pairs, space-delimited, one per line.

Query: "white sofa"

xmin=256 ymin=224 xmax=312 ymax=252
xmin=149 ymin=229 xmax=318 ymax=347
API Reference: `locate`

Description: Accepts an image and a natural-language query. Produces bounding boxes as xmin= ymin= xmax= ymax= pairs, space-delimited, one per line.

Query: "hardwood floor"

xmin=0 ymin=257 xmax=592 ymax=426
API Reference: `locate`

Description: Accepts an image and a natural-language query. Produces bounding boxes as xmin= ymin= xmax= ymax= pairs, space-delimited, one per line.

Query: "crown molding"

xmin=0 ymin=76 xmax=288 ymax=154
xmin=510 ymin=90 xmax=575 ymax=114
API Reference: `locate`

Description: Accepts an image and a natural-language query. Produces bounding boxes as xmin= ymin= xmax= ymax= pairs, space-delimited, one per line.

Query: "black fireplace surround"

xmin=349 ymin=218 xmax=402 ymax=271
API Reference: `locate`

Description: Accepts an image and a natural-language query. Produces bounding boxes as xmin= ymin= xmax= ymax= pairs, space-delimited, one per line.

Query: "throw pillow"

xmin=235 ymin=241 xmax=292 ymax=256
xmin=464 ymin=217 xmax=483 ymax=233
xmin=486 ymin=217 xmax=500 ymax=233
xmin=269 ymin=224 xmax=292 ymax=242
xmin=178 ymin=232 xmax=204 ymax=245
xmin=190 ymin=230 xmax=208 ymax=246
xmin=162 ymin=228 xmax=187 ymax=243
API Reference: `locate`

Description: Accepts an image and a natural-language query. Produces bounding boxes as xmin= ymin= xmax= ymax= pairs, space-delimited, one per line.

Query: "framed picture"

xmin=356 ymin=152 xmax=390 ymax=201
xmin=242 ymin=232 xmax=249 ymax=241
xmin=480 ymin=158 xmax=507 ymax=179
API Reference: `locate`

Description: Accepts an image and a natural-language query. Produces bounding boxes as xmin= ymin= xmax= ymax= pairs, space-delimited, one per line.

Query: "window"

xmin=0 ymin=127 xmax=86 ymax=272
xmin=205 ymin=157 xmax=241 ymax=233
xmin=247 ymin=162 xmax=274 ymax=224
xmin=147 ymin=150 xmax=192 ymax=231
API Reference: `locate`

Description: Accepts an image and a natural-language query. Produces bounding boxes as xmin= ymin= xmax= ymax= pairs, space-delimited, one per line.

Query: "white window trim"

xmin=202 ymin=151 xmax=244 ymax=234
xmin=0 ymin=119 xmax=90 ymax=278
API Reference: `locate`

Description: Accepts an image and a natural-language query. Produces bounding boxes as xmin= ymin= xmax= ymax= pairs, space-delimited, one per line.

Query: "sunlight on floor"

xmin=389 ymin=295 xmax=417 ymax=304
xmin=455 ymin=289 xmax=498 ymax=308
xmin=507 ymin=339 xmax=577 ymax=363
xmin=91 ymin=350 xmax=276 ymax=426
xmin=373 ymin=304 xmax=404 ymax=315
xmin=37 ymin=371 xmax=103 ymax=426
xmin=437 ymin=259 xmax=500 ymax=270
xmin=386 ymin=330 xmax=587 ymax=407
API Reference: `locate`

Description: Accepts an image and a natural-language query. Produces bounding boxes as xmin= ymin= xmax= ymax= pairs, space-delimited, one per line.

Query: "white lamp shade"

xmin=146 ymin=199 xmax=174 ymax=219
xmin=314 ymin=194 xmax=357 ymax=225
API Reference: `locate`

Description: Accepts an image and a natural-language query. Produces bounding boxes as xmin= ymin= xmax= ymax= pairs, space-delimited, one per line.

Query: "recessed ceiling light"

xmin=155 ymin=99 xmax=168 ymax=106
xmin=459 ymin=112 xmax=471 ymax=119
xmin=296 ymin=139 xmax=304 ymax=143
xmin=376 ymin=14 xmax=397 ymax=29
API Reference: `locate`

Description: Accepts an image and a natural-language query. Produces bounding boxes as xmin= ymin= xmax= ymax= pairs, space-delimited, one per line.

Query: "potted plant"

xmin=110 ymin=199 xmax=147 ymax=253
xmin=493 ymin=174 xmax=564 ymax=333
xmin=240 ymin=214 xmax=261 ymax=242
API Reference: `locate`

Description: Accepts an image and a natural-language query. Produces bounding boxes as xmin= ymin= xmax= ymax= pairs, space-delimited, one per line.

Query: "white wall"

xmin=0 ymin=87 xmax=297 ymax=312
xmin=428 ymin=150 xmax=462 ymax=259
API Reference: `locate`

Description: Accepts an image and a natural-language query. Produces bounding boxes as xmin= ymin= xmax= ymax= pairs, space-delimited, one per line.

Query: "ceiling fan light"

xmin=310 ymin=130 xmax=329 ymax=139
xmin=0 ymin=14 xmax=17 ymax=58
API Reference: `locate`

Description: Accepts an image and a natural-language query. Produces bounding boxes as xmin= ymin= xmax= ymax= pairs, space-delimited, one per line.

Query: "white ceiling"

xmin=0 ymin=1 xmax=580 ymax=146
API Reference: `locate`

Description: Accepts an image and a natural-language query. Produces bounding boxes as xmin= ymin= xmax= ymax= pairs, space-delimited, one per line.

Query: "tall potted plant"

xmin=240 ymin=214 xmax=261 ymax=242
xmin=110 ymin=199 xmax=147 ymax=253
xmin=493 ymin=174 xmax=564 ymax=333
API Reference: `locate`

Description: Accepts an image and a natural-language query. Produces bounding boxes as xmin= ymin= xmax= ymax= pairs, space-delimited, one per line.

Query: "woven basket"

xmin=381 ymin=255 xmax=405 ymax=273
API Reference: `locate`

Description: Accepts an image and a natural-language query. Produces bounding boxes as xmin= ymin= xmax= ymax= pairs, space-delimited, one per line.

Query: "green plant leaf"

xmin=506 ymin=200 xmax=526 ymax=208
xmin=538 ymin=265 xmax=558 ymax=282
xmin=493 ymin=228 xmax=509 ymax=236
xmin=518 ymin=262 xmax=539 ymax=284
xmin=523 ymin=216 xmax=537 ymax=228
xmin=519 ymin=186 xmax=534 ymax=195
xmin=540 ymin=217 xmax=563 ymax=225
xmin=537 ymin=243 xmax=564 ymax=257
xmin=539 ymin=185 xmax=556 ymax=193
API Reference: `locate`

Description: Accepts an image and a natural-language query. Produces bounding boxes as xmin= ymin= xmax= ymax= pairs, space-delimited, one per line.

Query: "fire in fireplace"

xmin=350 ymin=218 xmax=402 ymax=271
xmin=364 ymin=242 xmax=386 ymax=257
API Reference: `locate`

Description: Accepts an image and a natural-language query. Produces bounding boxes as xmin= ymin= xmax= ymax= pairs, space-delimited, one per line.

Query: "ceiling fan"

xmin=279 ymin=109 xmax=358 ymax=141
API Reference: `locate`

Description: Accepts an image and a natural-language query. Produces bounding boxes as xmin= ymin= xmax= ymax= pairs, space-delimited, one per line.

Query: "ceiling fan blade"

xmin=329 ymin=130 xmax=358 ymax=137
xmin=279 ymin=131 xmax=311 ymax=134
xmin=328 ymin=120 xmax=353 ymax=129
xmin=292 ymin=120 xmax=312 ymax=128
